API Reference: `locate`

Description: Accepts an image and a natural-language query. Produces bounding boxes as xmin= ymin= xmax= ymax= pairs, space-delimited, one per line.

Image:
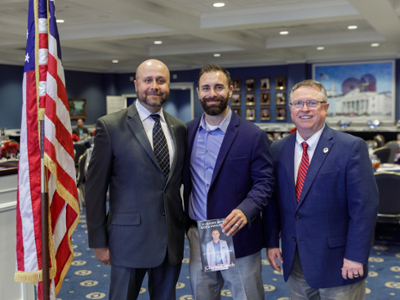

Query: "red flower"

xmin=92 ymin=129 xmax=96 ymax=136
xmin=289 ymin=127 xmax=297 ymax=134
xmin=1 ymin=141 xmax=19 ymax=158
xmin=72 ymin=133 xmax=80 ymax=142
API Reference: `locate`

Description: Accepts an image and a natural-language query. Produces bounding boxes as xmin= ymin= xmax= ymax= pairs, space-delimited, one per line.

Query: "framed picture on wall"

xmin=245 ymin=78 xmax=255 ymax=91
xmin=313 ymin=60 xmax=395 ymax=123
xmin=275 ymin=76 xmax=286 ymax=90
xmin=275 ymin=107 xmax=286 ymax=120
xmin=275 ymin=92 xmax=286 ymax=105
xmin=68 ymin=98 xmax=87 ymax=120
xmin=245 ymin=93 xmax=255 ymax=106
xmin=232 ymin=78 xmax=241 ymax=91
xmin=260 ymin=107 xmax=271 ymax=121
xmin=232 ymin=108 xmax=241 ymax=116
xmin=260 ymin=92 xmax=270 ymax=105
xmin=245 ymin=107 xmax=256 ymax=121
xmin=260 ymin=77 xmax=270 ymax=90
xmin=231 ymin=93 xmax=241 ymax=106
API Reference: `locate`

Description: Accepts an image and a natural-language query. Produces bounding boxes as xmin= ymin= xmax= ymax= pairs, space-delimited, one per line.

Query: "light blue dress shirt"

xmin=188 ymin=109 xmax=232 ymax=221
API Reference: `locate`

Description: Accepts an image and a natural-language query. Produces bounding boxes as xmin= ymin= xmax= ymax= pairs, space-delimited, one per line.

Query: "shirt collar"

xmin=295 ymin=124 xmax=325 ymax=150
xmin=199 ymin=108 xmax=232 ymax=133
xmin=136 ymin=100 xmax=166 ymax=122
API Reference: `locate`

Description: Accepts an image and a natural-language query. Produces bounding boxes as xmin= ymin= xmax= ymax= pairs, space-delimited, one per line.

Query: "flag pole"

xmin=40 ymin=118 xmax=50 ymax=300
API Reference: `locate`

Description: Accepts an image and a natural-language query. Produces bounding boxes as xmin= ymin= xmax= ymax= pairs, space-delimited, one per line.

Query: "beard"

xmin=200 ymin=95 xmax=229 ymax=116
xmin=138 ymin=92 xmax=168 ymax=108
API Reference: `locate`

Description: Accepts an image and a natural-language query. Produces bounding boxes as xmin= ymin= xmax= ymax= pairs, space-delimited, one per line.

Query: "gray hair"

xmin=289 ymin=79 xmax=328 ymax=102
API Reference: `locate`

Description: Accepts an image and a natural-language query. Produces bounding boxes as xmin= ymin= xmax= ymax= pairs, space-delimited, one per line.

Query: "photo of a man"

xmin=206 ymin=229 xmax=230 ymax=271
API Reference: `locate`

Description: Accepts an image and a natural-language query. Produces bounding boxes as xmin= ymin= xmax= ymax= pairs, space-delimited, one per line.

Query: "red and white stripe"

xmin=16 ymin=0 xmax=79 ymax=299
xmin=44 ymin=6 xmax=79 ymax=297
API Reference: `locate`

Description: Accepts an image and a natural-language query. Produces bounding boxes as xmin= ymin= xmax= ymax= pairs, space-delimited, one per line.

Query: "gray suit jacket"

xmin=86 ymin=102 xmax=187 ymax=268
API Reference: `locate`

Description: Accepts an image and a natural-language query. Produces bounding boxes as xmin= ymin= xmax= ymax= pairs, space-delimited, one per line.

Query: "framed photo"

xmin=260 ymin=77 xmax=270 ymax=90
xmin=231 ymin=93 xmax=241 ymax=106
xmin=245 ymin=93 xmax=255 ymax=106
xmin=313 ymin=60 xmax=395 ymax=123
xmin=260 ymin=92 xmax=270 ymax=105
xmin=232 ymin=108 xmax=241 ymax=116
xmin=275 ymin=92 xmax=286 ymax=105
xmin=275 ymin=76 xmax=286 ymax=90
xmin=232 ymin=78 xmax=241 ymax=91
xmin=260 ymin=107 xmax=271 ymax=121
xmin=245 ymin=78 xmax=255 ymax=91
xmin=68 ymin=99 xmax=87 ymax=120
xmin=275 ymin=107 xmax=286 ymax=120
xmin=245 ymin=107 xmax=256 ymax=121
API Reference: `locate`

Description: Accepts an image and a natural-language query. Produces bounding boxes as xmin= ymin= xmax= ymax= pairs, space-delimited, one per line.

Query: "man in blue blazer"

xmin=86 ymin=59 xmax=186 ymax=300
xmin=183 ymin=64 xmax=274 ymax=300
xmin=265 ymin=80 xmax=378 ymax=299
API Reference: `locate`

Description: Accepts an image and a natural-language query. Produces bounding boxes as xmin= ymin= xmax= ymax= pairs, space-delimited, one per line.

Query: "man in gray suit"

xmin=86 ymin=59 xmax=187 ymax=300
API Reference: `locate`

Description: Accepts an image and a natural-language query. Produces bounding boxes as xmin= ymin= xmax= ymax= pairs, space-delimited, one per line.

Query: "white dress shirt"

xmin=135 ymin=100 xmax=175 ymax=168
xmin=294 ymin=125 xmax=325 ymax=183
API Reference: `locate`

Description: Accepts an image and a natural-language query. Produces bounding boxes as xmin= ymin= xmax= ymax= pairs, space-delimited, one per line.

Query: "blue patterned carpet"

xmin=57 ymin=209 xmax=400 ymax=300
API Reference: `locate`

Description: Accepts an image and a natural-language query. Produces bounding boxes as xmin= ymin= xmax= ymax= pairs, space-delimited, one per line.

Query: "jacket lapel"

xmin=187 ymin=118 xmax=201 ymax=160
xmin=210 ymin=113 xmax=239 ymax=186
xmin=126 ymin=103 xmax=160 ymax=172
xmin=163 ymin=111 xmax=178 ymax=185
xmin=297 ymin=126 xmax=334 ymax=208
xmin=282 ymin=134 xmax=297 ymax=205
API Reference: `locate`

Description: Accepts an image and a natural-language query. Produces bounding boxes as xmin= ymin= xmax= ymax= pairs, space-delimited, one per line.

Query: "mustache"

xmin=202 ymin=96 xmax=225 ymax=103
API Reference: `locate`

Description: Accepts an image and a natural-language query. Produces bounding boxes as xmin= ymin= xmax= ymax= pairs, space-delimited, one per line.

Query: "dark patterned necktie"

xmin=295 ymin=142 xmax=309 ymax=203
xmin=150 ymin=114 xmax=170 ymax=180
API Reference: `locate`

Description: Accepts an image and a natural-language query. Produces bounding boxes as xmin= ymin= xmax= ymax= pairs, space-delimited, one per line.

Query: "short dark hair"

xmin=198 ymin=64 xmax=232 ymax=87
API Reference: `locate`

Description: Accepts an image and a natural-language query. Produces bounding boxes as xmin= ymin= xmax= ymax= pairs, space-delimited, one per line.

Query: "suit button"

xmin=292 ymin=237 xmax=296 ymax=241
xmin=162 ymin=212 xmax=165 ymax=216
xmin=295 ymin=215 xmax=300 ymax=220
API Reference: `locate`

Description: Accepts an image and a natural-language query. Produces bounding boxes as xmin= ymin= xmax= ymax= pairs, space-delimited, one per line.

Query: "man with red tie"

xmin=265 ymin=80 xmax=378 ymax=299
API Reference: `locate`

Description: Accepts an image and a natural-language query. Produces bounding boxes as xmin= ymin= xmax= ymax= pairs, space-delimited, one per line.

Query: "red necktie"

xmin=296 ymin=142 xmax=309 ymax=203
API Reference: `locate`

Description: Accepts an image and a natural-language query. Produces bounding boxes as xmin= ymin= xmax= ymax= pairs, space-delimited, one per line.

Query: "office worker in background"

xmin=265 ymin=80 xmax=378 ymax=299
xmin=206 ymin=229 xmax=230 ymax=271
xmin=72 ymin=118 xmax=89 ymax=137
xmin=183 ymin=64 xmax=274 ymax=300
xmin=85 ymin=59 xmax=186 ymax=300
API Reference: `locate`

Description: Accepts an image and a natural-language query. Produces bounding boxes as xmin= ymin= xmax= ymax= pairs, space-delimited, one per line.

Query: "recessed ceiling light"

xmin=56 ymin=19 xmax=64 ymax=23
xmin=280 ymin=31 xmax=289 ymax=35
xmin=112 ymin=60 xmax=119 ymax=64
xmin=213 ymin=2 xmax=225 ymax=8
xmin=371 ymin=43 xmax=380 ymax=47
xmin=348 ymin=25 xmax=358 ymax=30
xmin=317 ymin=47 xmax=325 ymax=50
xmin=154 ymin=41 xmax=162 ymax=45
xmin=214 ymin=53 xmax=221 ymax=57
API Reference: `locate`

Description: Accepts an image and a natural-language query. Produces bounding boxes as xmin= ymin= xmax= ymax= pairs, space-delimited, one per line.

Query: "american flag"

xmin=15 ymin=0 xmax=80 ymax=298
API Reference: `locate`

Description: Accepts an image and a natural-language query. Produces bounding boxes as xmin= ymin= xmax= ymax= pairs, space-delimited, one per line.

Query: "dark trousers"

xmin=109 ymin=253 xmax=181 ymax=300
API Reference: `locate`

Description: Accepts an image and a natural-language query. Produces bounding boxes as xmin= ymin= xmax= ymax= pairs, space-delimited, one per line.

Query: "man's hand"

xmin=267 ymin=248 xmax=283 ymax=272
xmin=341 ymin=258 xmax=363 ymax=280
xmin=221 ymin=209 xmax=247 ymax=236
xmin=94 ymin=247 xmax=111 ymax=265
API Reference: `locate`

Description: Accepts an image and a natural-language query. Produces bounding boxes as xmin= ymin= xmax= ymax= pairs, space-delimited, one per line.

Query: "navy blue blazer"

xmin=264 ymin=125 xmax=378 ymax=289
xmin=183 ymin=112 xmax=274 ymax=259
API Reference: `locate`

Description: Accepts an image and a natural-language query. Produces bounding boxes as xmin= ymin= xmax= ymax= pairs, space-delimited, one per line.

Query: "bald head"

xmin=135 ymin=59 xmax=170 ymax=82
xmin=134 ymin=59 xmax=171 ymax=113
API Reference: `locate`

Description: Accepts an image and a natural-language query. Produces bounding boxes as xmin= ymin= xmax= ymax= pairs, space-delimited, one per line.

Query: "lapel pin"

xmin=323 ymin=147 xmax=328 ymax=153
